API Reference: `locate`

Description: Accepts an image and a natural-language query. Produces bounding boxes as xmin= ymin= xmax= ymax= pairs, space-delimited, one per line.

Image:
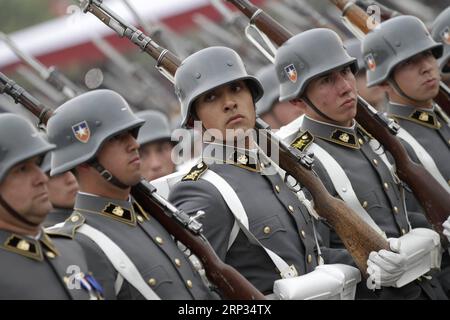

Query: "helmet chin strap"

xmin=0 ymin=194 xmax=40 ymax=227
xmin=89 ymin=158 xmax=130 ymax=190
xmin=303 ymin=96 xmax=342 ymax=125
xmin=389 ymin=79 xmax=430 ymax=105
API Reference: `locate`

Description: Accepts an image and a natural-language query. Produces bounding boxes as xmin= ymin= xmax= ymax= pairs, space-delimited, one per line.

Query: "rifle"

xmin=0 ymin=32 xmax=83 ymax=99
xmin=328 ymin=0 xmax=450 ymax=117
xmin=225 ymin=0 xmax=450 ymax=246
xmin=78 ymin=0 xmax=394 ymax=275
xmin=1 ymin=67 xmax=264 ymax=300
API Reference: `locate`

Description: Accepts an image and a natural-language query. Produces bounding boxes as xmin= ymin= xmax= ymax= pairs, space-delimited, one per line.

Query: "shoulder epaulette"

xmin=45 ymin=211 xmax=86 ymax=239
xmin=181 ymin=161 xmax=208 ymax=181
xmin=290 ymin=130 xmax=314 ymax=152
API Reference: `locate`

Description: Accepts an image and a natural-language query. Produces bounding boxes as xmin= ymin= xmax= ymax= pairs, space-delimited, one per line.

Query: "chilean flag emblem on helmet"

xmin=284 ymin=64 xmax=298 ymax=83
xmin=72 ymin=120 xmax=91 ymax=143
xmin=364 ymin=53 xmax=377 ymax=71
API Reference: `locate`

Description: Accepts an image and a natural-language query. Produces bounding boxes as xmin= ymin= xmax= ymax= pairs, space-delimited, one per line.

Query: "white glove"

xmin=443 ymin=217 xmax=450 ymax=243
xmin=366 ymin=238 xmax=407 ymax=289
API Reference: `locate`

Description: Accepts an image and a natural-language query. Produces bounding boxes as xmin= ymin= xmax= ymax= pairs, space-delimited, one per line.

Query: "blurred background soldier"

xmin=136 ymin=110 xmax=176 ymax=181
xmin=41 ymin=151 xmax=79 ymax=227
xmin=431 ymin=7 xmax=450 ymax=79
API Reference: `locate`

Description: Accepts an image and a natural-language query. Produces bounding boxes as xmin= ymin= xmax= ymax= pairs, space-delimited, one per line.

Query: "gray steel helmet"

xmin=136 ymin=110 xmax=172 ymax=146
xmin=344 ymin=38 xmax=365 ymax=70
xmin=362 ymin=15 xmax=443 ymax=87
xmin=274 ymin=28 xmax=358 ymax=102
xmin=174 ymin=46 xmax=264 ymax=128
xmin=431 ymin=7 xmax=450 ymax=74
xmin=255 ymin=64 xmax=280 ymax=115
xmin=47 ymin=89 xmax=145 ymax=176
xmin=0 ymin=113 xmax=55 ymax=182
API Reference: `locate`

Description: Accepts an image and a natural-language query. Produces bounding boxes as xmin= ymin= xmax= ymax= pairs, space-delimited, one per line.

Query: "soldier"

xmin=361 ymin=16 xmax=450 ymax=194
xmin=344 ymin=38 xmax=386 ymax=112
xmin=255 ymin=64 xmax=303 ymax=129
xmin=41 ymin=152 xmax=79 ymax=227
xmin=274 ymin=28 xmax=447 ymax=299
xmin=135 ymin=110 xmax=176 ymax=181
xmin=0 ymin=113 xmax=103 ymax=299
xmin=168 ymin=46 xmax=361 ymax=299
xmin=431 ymin=7 xmax=450 ymax=75
xmin=45 ymin=89 xmax=217 ymax=300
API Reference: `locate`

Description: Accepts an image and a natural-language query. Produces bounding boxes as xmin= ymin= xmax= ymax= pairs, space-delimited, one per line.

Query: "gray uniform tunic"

xmin=169 ymin=145 xmax=319 ymax=295
xmin=286 ymin=116 xmax=447 ymax=300
xmin=47 ymin=192 xmax=216 ymax=300
xmin=0 ymin=228 xmax=103 ymax=300
xmin=387 ymin=102 xmax=450 ymax=186
xmin=387 ymin=102 xmax=450 ymax=296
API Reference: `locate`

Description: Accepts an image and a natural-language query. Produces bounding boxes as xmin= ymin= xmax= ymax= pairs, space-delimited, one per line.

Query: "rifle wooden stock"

xmin=229 ymin=0 xmax=450 ymax=246
xmin=329 ymin=0 xmax=450 ymax=115
xmin=257 ymin=121 xmax=389 ymax=274
xmin=0 ymin=71 xmax=264 ymax=300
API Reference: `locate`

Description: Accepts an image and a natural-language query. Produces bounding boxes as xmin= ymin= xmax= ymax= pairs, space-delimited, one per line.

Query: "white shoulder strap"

xmin=308 ymin=143 xmax=387 ymax=238
xmin=77 ymin=224 xmax=161 ymax=300
xmin=200 ymin=170 xmax=297 ymax=278
xmin=396 ymin=127 xmax=450 ymax=194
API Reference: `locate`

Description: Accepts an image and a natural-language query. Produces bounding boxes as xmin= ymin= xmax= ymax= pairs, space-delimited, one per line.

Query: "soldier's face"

xmin=194 ymin=80 xmax=256 ymax=142
xmin=0 ymin=157 xmax=52 ymax=225
xmin=48 ymin=171 xmax=78 ymax=209
xmin=303 ymin=66 xmax=358 ymax=127
xmin=97 ymin=131 xmax=142 ymax=186
xmin=139 ymin=140 xmax=175 ymax=181
xmin=392 ymin=51 xmax=441 ymax=102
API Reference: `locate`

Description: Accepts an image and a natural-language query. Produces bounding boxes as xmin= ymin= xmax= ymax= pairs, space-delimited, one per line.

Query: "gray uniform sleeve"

xmin=169 ymin=179 xmax=235 ymax=261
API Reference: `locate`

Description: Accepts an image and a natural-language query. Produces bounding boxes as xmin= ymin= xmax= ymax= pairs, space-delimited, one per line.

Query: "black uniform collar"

xmin=0 ymin=229 xmax=60 ymax=261
xmin=387 ymin=102 xmax=442 ymax=129
xmin=201 ymin=142 xmax=261 ymax=172
xmin=74 ymin=192 xmax=138 ymax=226
xmin=300 ymin=116 xmax=361 ymax=149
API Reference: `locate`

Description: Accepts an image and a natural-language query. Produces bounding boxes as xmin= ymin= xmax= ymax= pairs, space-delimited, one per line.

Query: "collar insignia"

xmin=290 ymin=130 xmax=314 ymax=152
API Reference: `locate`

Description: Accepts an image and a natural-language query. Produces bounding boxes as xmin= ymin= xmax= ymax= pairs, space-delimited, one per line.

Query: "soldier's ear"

xmin=290 ymin=98 xmax=308 ymax=111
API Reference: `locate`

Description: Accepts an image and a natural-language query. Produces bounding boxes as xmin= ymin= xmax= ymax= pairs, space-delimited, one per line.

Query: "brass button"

xmin=373 ymin=159 xmax=378 ymax=166
xmin=437 ymin=122 xmax=441 ymax=129
xmin=175 ymin=258 xmax=181 ymax=267
xmin=393 ymin=206 xmax=399 ymax=214
xmin=46 ymin=251 xmax=56 ymax=259
xmin=447 ymin=139 xmax=450 ymax=145
xmin=71 ymin=215 xmax=80 ymax=223
xmin=300 ymin=230 xmax=306 ymax=238
xmin=288 ymin=205 xmax=294 ymax=213
xmin=186 ymin=280 xmax=193 ymax=289
xmin=307 ymin=254 xmax=312 ymax=264
xmin=383 ymin=182 xmax=389 ymax=190
xmin=155 ymin=236 xmax=164 ymax=245
xmin=63 ymin=276 xmax=70 ymax=285
xmin=401 ymin=228 xmax=406 ymax=235
xmin=362 ymin=201 xmax=368 ymax=209
xmin=137 ymin=215 xmax=144 ymax=223
xmin=275 ymin=185 xmax=280 ymax=193
xmin=261 ymin=162 xmax=265 ymax=169
xmin=148 ymin=278 xmax=157 ymax=286
xmin=358 ymin=138 xmax=364 ymax=145
xmin=263 ymin=226 xmax=271 ymax=234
